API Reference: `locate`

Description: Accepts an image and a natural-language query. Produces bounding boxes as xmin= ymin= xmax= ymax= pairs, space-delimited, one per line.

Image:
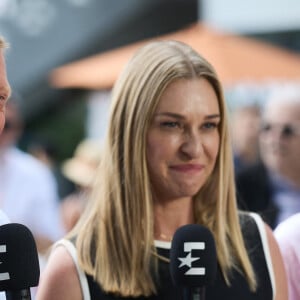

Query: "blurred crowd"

xmin=231 ymin=84 xmax=300 ymax=228
xmin=230 ymin=84 xmax=300 ymax=300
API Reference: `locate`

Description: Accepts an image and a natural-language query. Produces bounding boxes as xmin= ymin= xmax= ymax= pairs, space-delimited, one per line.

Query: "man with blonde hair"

xmin=0 ymin=36 xmax=63 ymax=249
xmin=0 ymin=35 xmax=10 ymax=131
xmin=0 ymin=36 xmax=7 ymax=48
xmin=0 ymin=36 xmax=11 ymax=227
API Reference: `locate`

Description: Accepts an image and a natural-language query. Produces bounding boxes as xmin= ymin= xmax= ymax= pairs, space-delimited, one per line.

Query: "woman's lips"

xmin=170 ymin=164 xmax=204 ymax=173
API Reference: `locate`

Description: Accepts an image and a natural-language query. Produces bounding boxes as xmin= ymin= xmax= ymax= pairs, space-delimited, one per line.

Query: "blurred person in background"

xmin=0 ymin=94 xmax=64 ymax=253
xmin=236 ymin=86 xmax=300 ymax=228
xmin=0 ymin=36 xmax=11 ymax=226
xmin=27 ymin=137 xmax=75 ymax=200
xmin=36 ymin=40 xmax=287 ymax=300
xmin=230 ymin=102 xmax=261 ymax=173
xmin=60 ymin=138 xmax=102 ymax=232
xmin=274 ymin=212 xmax=300 ymax=300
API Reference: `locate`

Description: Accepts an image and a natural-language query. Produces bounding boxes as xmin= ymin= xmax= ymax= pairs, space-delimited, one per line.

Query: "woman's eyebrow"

xmin=155 ymin=112 xmax=220 ymax=118
xmin=206 ymin=114 xmax=221 ymax=119
xmin=154 ymin=112 xmax=185 ymax=119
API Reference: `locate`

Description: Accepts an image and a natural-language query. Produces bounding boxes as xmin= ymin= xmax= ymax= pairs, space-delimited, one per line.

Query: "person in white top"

xmin=0 ymin=93 xmax=64 ymax=254
xmin=274 ymin=213 xmax=300 ymax=300
xmin=0 ymin=210 xmax=10 ymax=225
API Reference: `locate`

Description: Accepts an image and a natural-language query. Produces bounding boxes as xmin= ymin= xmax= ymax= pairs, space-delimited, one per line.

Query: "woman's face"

xmin=147 ymin=78 xmax=220 ymax=203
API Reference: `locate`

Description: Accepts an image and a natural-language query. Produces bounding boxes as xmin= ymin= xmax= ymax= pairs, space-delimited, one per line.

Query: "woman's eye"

xmin=161 ymin=121 xmax=181 ymax=128
xmin=202 ymin=122 xmax=218 ymax=130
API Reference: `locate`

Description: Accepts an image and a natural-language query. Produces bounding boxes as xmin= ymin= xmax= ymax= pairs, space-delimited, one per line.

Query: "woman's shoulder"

xmin=239 ymin=211 xmax=288 ymax=300
xmin=238 ymin=212 xmax=273 ymax=268
xmin=46 ymin=242 xmax=79 ymax=277
xmin=36 ymin=239 xmax=83 ymax=300
xmin=238 ymin=211 xmax=263 ymax=235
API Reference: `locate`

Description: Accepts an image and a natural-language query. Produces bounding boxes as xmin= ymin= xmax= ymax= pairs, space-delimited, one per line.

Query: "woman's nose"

xmin=180 ymin=130 xmax=203 ymax=158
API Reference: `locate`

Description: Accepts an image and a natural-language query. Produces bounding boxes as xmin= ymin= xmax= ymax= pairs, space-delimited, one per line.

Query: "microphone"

xmin=170 ymin=224 xmax=217 ymax=300
xmin=0 ymin=223 xmax=40 ymax=300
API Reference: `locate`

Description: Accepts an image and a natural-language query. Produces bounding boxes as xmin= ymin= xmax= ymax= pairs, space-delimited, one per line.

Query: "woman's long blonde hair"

xmin=72 ymin=40 xmax=256 ymax=297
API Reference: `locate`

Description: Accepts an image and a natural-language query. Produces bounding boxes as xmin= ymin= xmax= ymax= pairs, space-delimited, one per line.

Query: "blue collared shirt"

xmin=269 ymin=172 xmax=300 ymax=226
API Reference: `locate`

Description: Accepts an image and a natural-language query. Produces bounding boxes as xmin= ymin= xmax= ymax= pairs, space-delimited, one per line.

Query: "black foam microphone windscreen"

xmin=170 ymin=224 xmax=217 ymax=289
xmin=0 ymin=223 xmax=40 ymax=298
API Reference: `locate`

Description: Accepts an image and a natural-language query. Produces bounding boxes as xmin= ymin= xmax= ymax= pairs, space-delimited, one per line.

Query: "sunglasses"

xmin=261 ymin=123 xmax=300 ymax=138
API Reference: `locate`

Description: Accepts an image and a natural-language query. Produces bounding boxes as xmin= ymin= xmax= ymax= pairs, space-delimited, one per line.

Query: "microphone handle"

xmin=5 ymin=289 xmax=31 ymax=300
xmin=182 ymin=287 xmax=205 ymax=300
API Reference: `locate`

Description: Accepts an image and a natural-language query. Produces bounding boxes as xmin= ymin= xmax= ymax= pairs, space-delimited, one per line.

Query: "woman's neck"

xmin=154 ymin=197 xmax=194 ymax=241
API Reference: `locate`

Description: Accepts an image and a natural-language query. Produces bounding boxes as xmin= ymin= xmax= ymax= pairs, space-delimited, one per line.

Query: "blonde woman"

xmin=36 ymin=40 xmax=287 ymax=300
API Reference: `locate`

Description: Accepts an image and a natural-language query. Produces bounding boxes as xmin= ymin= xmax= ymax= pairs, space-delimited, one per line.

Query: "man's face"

xmin=0 ymin=50 xmax=11 ymax=134
xmin=259 ymin=101 xmax=300 ymax=179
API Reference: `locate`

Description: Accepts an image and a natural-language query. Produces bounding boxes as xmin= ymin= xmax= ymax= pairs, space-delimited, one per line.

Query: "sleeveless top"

xmin=56 ymin=212 xmax=275 ymax=300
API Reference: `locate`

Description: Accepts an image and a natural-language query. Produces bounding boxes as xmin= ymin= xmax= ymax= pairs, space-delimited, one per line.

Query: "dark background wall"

xmin=2 ymin=0 xmax=199 ymax=160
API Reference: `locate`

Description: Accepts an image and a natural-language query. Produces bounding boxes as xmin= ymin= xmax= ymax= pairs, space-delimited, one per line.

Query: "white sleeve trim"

xmin=249 ymin=212 xmax=276 ymax=300
xmin=55 ymin=239 xmax=91 ymax=300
